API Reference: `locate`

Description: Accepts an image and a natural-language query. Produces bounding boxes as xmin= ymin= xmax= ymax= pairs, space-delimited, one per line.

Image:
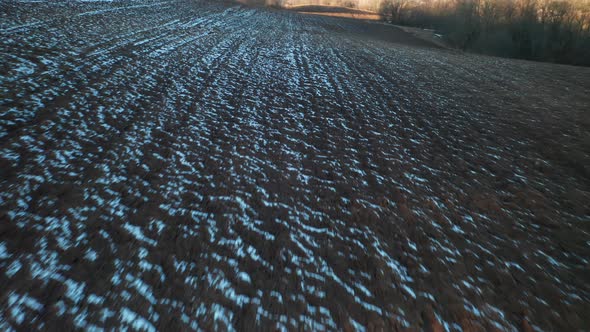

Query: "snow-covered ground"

xmin=1 ymin=0 xmax=589 ymax=330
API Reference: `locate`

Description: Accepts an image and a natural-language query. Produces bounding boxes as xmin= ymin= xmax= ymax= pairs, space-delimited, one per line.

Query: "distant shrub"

xmin=342 ymin=0 xmax=357 ymax=8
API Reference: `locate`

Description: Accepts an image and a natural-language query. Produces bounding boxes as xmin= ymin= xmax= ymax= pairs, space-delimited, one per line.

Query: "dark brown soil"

xmin=1 ymin=0 xmax=589 ymax=331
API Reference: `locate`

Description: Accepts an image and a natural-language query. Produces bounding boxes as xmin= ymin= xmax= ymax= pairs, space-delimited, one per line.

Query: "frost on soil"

xmin=1 ymin=0 xmax=590 ymax=331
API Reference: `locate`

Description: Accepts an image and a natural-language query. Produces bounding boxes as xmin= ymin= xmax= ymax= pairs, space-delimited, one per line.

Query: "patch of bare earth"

xmin=287 ymin=5 xmax=382 ymax=20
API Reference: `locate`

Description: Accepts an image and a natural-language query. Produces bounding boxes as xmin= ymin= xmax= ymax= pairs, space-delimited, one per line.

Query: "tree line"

xmin=379 ymin=0 xmax=590 ymax=65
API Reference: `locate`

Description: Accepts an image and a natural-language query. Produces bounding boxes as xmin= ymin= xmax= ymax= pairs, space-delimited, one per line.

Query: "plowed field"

xmin=1 ymin=0 xmax=589 ymax=330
